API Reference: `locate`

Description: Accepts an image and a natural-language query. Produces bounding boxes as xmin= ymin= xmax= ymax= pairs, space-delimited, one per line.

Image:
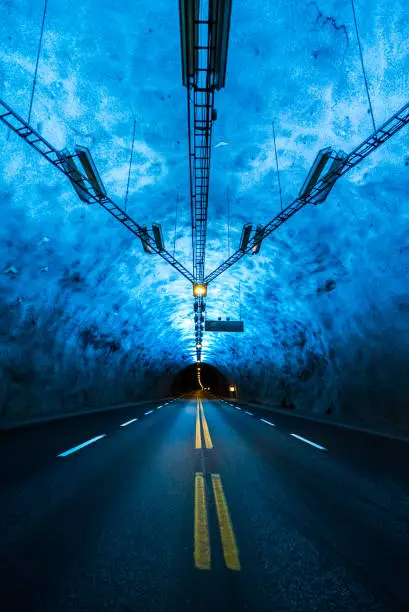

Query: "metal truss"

xmin=184 ymin=6 xmax=220 ymax=361
xmin=0 ymin=98 xmax=195 ymax=284
xmin=186 ymin=10 xmax=218 ymax=284
xmin=204 ymin=99 xmax=409 ymax=285
xmin=188 ymin=83 xmax=215 ymax=284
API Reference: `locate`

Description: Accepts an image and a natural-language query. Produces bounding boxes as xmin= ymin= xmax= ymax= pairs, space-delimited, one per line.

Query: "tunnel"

xmin=171 ymin=363 xmax=231 ymax=395
xmin=0 ymin=0 xmax=409 ymax=610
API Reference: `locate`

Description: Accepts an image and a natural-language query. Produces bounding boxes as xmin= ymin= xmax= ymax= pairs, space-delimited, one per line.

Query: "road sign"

xmin=205 ymin=320 xmax=244 ymax=332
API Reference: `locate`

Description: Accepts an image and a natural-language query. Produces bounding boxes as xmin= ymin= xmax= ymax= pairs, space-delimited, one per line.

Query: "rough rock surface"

xmin=0 ymin=0 xmax=408 ymax=431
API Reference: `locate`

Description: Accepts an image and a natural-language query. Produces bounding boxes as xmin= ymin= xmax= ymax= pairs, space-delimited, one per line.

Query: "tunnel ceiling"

xmin=0 ymin=0 xmax=408 ymax=423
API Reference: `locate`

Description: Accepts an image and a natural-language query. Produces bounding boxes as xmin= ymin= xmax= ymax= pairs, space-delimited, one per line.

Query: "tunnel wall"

xmin=0 ymin=297 xmax=177 ymax=425
xmin=1 ymin=0 xmax=409 ymax=435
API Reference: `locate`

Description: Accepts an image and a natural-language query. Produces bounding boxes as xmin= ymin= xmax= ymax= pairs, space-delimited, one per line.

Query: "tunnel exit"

xmin=171 ymin=363 xmax=230 ymax=396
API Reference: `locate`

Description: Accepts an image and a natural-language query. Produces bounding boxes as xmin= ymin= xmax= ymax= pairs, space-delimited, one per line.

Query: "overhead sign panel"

xmin=205 ymin=320 xmax=244 ymax=332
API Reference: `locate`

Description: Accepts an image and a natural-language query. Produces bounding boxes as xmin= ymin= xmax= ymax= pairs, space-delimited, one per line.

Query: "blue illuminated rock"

xmin=0 ymin=0 xmax=408 ymax=432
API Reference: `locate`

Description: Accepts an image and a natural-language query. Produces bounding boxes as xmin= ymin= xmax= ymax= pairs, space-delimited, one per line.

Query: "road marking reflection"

xmin=194 ymin=473 xmax=211 ymax=570
xmin=211 ymin=474 xmax=241 ymax=571
xmin=260 ymin=418 xmax=275 ymax=427
xmin=57 ymin=435 xmax=106 ymax=457
xmin=144 ymin=410 xmax=154 ymax=416
xmin=120 ymin=418 xmax=138 ymax=427
xmin=195 ymin=399 xmax=202 ymax=449
xmin=200 ymin=400 xmax=213 ymax=449
xmin=195 ymin=399 xmax=213 ymax=449
xmin=290 ymin=433 xmax=327 ymax=451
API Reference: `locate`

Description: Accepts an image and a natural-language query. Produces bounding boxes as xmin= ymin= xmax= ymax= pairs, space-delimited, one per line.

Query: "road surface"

xmin=0 ymin=394 xmax=408 ymax=611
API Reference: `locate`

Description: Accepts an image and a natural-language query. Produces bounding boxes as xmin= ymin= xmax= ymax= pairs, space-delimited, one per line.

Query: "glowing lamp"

xmin=229 ymin=385 xmax=236 ymax=392
xmin=193 ymin=283 xmax=207 ymax=297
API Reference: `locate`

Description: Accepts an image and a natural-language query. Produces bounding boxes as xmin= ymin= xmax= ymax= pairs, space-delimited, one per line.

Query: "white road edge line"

xmin=245 ymin=411 xmax=253 ymax=416
xmin=260 ymin=418 xmax=275 ymax=427
xmin=57 ymin=435 xmax=106 ymax=457
xmin=157 ymin=405 xmax=163 ymax=409
xmin=234 ymin=406 xmax=241 ymax=411
xmin=290 ymin=433 xmax=327 ymax=451
xmin=120 ymin=418 xmax=138 ymax=427
xmin=144 ymin=410 xmax=154 ymax=416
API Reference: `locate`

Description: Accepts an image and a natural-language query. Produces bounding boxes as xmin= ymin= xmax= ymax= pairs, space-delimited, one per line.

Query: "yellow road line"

xmin=200 ymin=400 xmax=213 ymax=449
xmin=211 ymin=474 xmax=241 ymax=571
xmin=195 ymin=399 xmax=202 ymax=449
xmin=194 ymin=473 xmax=211 ymax=570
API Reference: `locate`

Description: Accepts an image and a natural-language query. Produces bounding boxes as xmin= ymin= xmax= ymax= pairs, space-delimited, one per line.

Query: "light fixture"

xmin=152 ymin=222 xmax=165 ymax=251
xmin=229 ymin=385 xmax=236 ymax=392
xmin=58 ymin=148 xmax=92 ymax=204
xmin=313 ymin=150 xmax=347 ymax=205
xmin=179 ymin=0 xmax=232 ymax=91
xmin=140 ymin=226 xmax=153 ymax=254
xmin=299 ymin=147 xmax=332 ymax=199
xmin=196 ymin=343 xmax=202 ymax=348
xmin=239 ymin=222 xmax=252 ymax=252
xmin=179 ymin=0 xmax=199 ymax=87
xmin=193 ymin=283 xmax=207 ymax=297
xmin=209 ymin=0 xmax=233 ymax=90
xmin=75 ymin=146 xmax=107 ymax=199
xmin=252 ymin=225 xmax=264 ymax=255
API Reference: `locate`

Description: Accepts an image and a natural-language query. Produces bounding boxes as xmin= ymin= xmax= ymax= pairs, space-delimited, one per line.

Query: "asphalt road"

xmin=0 ymin=393 xmax=408 ymax=611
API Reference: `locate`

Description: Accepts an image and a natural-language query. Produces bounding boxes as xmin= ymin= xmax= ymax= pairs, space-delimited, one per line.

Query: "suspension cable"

xmin=124 ymin=119 xmax=136 ymax=211
xmin=173 ymin=187 xmax=179 ymax=258
xmin=28 ymin=0 xmax=48 ymax=124
xmin=351 ymin=0 xmax=376 ymax=133
xmin=227 ymin=186 xmax=231 ymax=258
xmin=238 ymin=280 xmax=241 ymax=320
xmin=272 ymin=119 xmax=283 ymax=211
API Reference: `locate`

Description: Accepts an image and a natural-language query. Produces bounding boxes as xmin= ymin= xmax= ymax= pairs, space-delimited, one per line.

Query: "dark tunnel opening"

xmin=170 ymin=363 xmax=230 ymax=396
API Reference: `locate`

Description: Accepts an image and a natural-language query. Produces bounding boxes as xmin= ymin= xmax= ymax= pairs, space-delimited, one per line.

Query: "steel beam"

xmin=204 ymin=99 xmax=409 ymax=285
xmin=0 ymin=98 xmax=195 ymax=284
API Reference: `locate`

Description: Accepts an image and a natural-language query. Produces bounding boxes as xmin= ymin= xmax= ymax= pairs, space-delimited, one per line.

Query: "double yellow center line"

xmin=194 ymin=397 xmax=240 ymax=570
xmin=194 ymin=472 xmax=240 ymax=571
xmin=195 ymin=398 xmax=213 ymax=449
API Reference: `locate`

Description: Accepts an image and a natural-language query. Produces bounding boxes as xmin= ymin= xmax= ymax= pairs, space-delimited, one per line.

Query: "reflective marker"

xmin=290 ymin=433 xmax=327 ymax=451
xmin=120 ymin=418 xmax=138 ymax=427
xmin=144 ymin=410 xmax=154 ymax=416
xmin=260 ymin=419 xmax=275 ymax=427
xmin=57 ymin=435 xmax=106 ymax=457
xmin=244 ymin=411 xmax=253 ymax=416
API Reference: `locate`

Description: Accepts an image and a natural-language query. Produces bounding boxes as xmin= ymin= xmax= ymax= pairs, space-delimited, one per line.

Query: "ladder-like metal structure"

xmin=0 ymin=98 xmax=195 ymax=284
xmin=184 ymin=3 xmax=220 ymax=360
xmin=204 ymin=98 xmax=409 ymax=285
xmin=188 ymin=83 xmax=215 ymax=284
